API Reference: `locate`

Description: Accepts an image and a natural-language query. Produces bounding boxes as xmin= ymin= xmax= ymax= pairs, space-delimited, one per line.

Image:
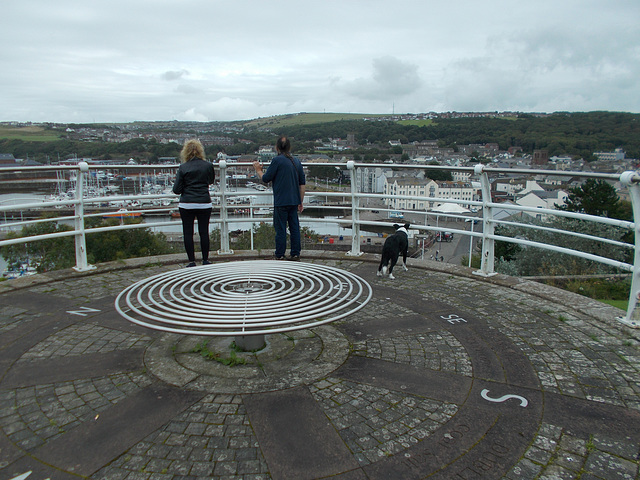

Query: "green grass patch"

xmin=599 ymin=299 xmax=628 ymax=311
xmin=0 ymin=126 xmax=63 ymax=142
xmin=397 ymin=119 xmax=434 ymax=127
xmin=543 ymin=277 xmax=630 ymax=312
xmin=548 ymin=277 xmax=630 ymax=302
xmin=246 ymin=112 xmax=384 ymax=128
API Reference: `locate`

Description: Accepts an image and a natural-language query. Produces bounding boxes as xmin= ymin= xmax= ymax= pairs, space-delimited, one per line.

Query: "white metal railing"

xmin=0 ymin=161 xmax=638 ymax=328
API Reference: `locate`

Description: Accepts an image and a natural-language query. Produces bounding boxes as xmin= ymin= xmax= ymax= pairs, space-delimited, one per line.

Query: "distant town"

xmin=1 ymin=111 xmax=638 ymax=211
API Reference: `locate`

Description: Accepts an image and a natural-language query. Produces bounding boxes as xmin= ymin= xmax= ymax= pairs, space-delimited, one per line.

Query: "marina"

xmin=0 ymin=175 xmax=370 ymax=279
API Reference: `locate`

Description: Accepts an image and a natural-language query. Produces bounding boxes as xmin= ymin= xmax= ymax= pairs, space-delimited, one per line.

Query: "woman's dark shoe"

xmin=186 ymin=262 xmax=197 ymax=268
xmin=203 ymin=260 xmax=211 ymax=265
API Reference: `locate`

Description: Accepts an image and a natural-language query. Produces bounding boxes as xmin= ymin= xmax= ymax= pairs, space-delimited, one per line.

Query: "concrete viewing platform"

xmin=0 ymin=251 xmax=638 ymax=479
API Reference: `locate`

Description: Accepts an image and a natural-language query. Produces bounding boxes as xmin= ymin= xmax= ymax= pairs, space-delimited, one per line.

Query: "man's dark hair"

xmin=276 ymin=136 xmax=293 ymax=159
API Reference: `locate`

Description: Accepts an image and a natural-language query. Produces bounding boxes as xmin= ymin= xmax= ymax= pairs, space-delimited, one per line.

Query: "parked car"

xmin=436 ymin=231 xmax=453 ymax=242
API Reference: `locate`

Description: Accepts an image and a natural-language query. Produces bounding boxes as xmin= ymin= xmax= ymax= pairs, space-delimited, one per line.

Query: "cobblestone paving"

xmin=19 ymin=323 xmax=152 ymax=361
xmin=506 ymin=423 xmax=640 ymax=480
xmin=310 ymin=377 xmax=459 ymax=467
xmin=0 ymin=372 xmax=152 ymax=451
xmin=365 ymin=266 xmax=640 ymax=479
xmin=0 ymin=305 xmax=34 ymax=335
xmin=352 ymin=330 xmax=472 ymax=375
xmin=94 ymin=394 xmax=270 ymax=479
xmin=393 ymin=268 xmax=640 ymax=411
xmin=0 ymin=255 xmax=638 ymax=479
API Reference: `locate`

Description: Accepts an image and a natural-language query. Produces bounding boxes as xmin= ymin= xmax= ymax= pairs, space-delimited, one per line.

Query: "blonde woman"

xmin=172 ymin=139 xmax=216 ymax=267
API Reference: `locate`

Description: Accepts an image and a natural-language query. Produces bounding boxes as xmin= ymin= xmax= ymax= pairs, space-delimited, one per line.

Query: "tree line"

xmin=278 ymin=111 xmax=640 ymax=160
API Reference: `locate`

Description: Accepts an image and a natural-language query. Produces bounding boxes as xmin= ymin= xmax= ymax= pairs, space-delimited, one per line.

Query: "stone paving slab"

xmin=0 ymin=251 xmax=637 ymax=479
xmin=2 ymin=349 xmax=145 ymax=388
xmin=244 ymin=387 xmax=360 ymax=480
xmin=32 ymin=384 xmax=204 ymax=477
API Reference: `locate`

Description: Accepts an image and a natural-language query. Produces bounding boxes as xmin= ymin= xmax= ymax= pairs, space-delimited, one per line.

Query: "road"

xmin=402 ymin=212 xmax=482 ymax=267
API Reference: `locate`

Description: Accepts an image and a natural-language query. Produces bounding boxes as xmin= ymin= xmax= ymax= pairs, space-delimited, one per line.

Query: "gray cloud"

xmin=342 ymin=56 xmax=422 ymax=101
xmin=162 ymin=70 xmax=189 ymax=81
xmin=175 ymin=84 xmax=203 ymax=95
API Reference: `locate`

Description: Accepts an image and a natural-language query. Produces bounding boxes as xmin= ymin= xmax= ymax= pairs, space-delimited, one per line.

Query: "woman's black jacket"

xmin=172 ymin=158 xmax=215 ymax=203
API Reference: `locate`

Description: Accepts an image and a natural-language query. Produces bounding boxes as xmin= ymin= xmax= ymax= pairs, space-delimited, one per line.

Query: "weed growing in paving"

xmin=191 ymin=340 xmax=246 ymax=367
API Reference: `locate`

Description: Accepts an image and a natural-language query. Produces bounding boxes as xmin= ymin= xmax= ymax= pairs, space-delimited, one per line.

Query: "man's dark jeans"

xmin=273 ymin=205 xmax=301 ymax=258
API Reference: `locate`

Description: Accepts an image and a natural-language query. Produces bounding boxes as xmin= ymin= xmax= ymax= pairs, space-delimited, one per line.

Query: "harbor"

xmin=0 ymin=170 xmax=473 ymax=281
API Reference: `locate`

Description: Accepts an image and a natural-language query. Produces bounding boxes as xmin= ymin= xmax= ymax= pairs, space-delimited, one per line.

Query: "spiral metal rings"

xmin=115 ymin=260 xmax=372 ymax=336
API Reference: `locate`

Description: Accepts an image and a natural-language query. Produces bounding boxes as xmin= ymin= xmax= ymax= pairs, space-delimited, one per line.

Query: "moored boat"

xmin=102 ymin=208 xmax=142 ymax=218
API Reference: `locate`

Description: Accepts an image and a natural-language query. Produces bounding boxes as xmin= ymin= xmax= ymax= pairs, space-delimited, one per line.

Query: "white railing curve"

xmin=0 ymin=161 xmax=638 ymax=328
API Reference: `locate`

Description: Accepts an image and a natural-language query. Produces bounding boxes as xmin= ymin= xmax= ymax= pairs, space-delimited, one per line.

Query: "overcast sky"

xmin=3 ymin=1 xmax=639 ymax=124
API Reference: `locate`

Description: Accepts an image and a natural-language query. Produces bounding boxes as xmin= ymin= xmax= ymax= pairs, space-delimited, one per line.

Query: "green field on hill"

xmin=397 ymin=119 xmax=434 ymax=127
xmin=0 ymin=126 xmax=63 ymax=142
xmin=245 ymin=112 xmax=385 ymax=128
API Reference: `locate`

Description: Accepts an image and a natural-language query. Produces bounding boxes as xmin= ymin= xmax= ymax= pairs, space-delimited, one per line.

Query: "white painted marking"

xmin=481 ymin=388 xmax=528 ymax=407
xmin=440 ymin=313 xmax=468 ymax=325
xmin=10 ymin=473 xmax=49 ymax=480
xmin=67 ymin=306 xmax=101 ymax=316
xmin=10 ymin=472 xmax=49 ymax=480
xmin=10 ymin=473 xmax=32 ymax=480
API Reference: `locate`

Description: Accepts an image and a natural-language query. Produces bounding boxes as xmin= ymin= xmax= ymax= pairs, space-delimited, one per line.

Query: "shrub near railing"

xmin=0 ymin=217 xmax=174 ymax=273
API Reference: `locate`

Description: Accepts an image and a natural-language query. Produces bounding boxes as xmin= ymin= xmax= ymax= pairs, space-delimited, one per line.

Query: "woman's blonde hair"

xmin=180 ymin=139 xmax=206 ymax=163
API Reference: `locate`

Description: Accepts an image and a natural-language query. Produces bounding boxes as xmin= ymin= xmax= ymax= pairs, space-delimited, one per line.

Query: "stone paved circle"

xmin=145 ymin=325 xmax=350 ymax=394
xmin=0 ymin=253 xmax=638 ymax=480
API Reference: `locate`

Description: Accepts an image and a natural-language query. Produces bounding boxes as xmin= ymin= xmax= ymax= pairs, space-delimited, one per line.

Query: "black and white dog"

xmin=377 ymin=223 xmax=410 ymax=280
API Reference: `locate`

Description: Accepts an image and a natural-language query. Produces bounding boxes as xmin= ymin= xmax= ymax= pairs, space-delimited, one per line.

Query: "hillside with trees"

xmin=1 ymin=111 xmax=639 ymax=163
xmin=277 ymin=111 xmax=640 ymax=160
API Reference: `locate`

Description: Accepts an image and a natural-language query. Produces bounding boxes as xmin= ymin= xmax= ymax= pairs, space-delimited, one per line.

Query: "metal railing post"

xmin=473 ymin=164 xmax=496 ymax=276
xmin=618 ymin=171 xmax=640 ymax=328
xmin=73 ymin=162 xmax=95 ymax=272
xmin=217 ymin=160 xmax=233 ymax=255
xmin=249 ymin=196 xmax=255 ymax=251
xmin=346 ymin=161 xmax=362 ymax=256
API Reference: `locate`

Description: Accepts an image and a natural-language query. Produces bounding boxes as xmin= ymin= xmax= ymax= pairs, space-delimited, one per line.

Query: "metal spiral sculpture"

xmin=115 ymin=260 xmax=372 ymax=336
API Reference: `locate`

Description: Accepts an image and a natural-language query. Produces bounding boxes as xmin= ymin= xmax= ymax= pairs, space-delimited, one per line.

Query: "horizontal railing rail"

xmin=0 ymin=161 xmax=638 ymax=328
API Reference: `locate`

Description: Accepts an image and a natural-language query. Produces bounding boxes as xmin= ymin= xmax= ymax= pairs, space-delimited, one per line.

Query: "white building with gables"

xmin=383 ymin=176 xmax=477 ymax=211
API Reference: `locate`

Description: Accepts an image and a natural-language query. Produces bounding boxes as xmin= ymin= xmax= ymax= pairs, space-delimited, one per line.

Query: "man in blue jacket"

xmin=253 ymin=136 xmax=306 ymax=260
